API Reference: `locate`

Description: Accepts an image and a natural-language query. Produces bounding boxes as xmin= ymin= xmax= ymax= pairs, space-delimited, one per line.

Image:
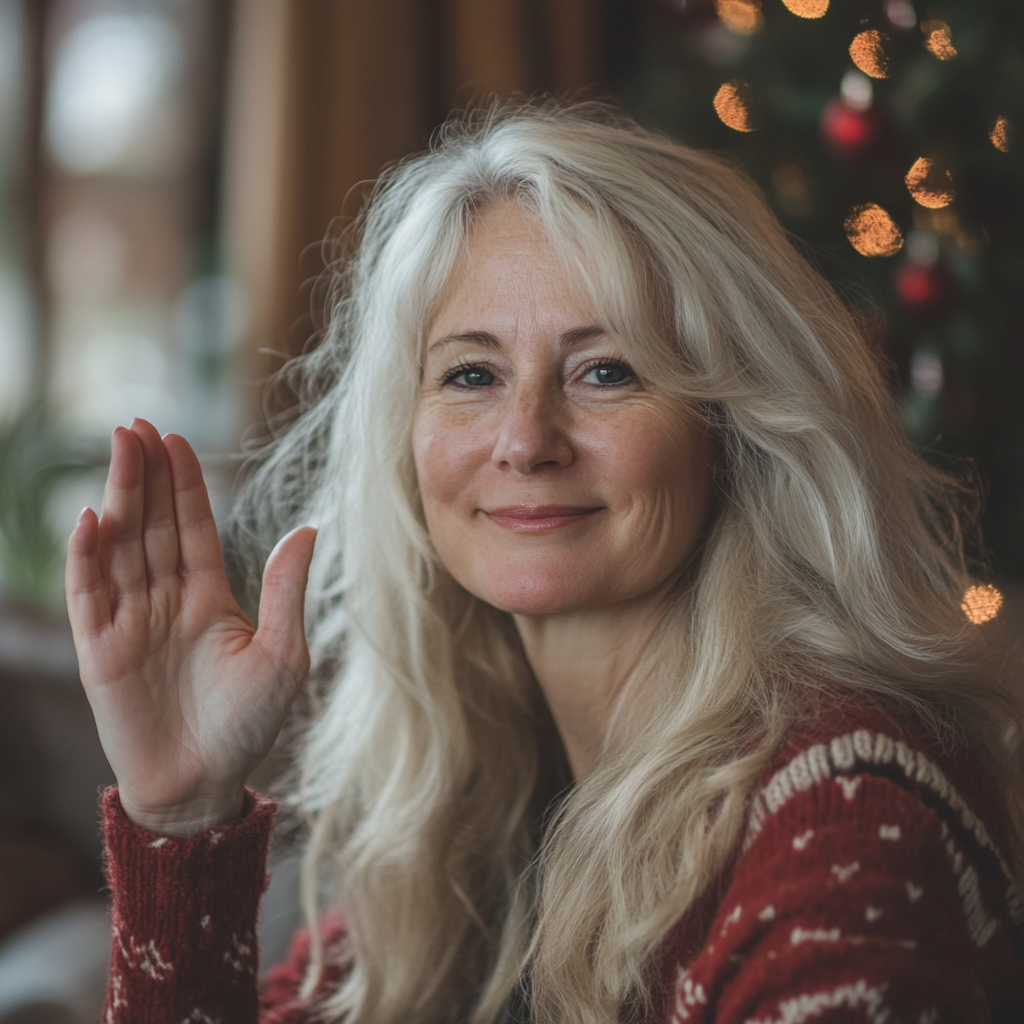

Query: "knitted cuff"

xmin=102 ymin=785 xmax=277 ymax=1024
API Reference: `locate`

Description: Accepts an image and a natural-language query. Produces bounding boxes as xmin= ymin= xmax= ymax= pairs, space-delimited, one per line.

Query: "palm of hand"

xmin=67 ymin=420 xmax=316 ymax=834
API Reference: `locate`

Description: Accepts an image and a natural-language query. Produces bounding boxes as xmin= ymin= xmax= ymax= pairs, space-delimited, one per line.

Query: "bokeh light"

xmin=905 ymin=157 xmax=955 ymax=209
xmin=713 ymin=80 xmax=756 ymax=131
xmin=909 ymin=345 xmax=942 ymax=398
xmin=922 ymin=20 xmax=957 ymax=60
xmin=840 ymin=69 xmax=873 ymax=111
xmin=715 ymin=0 xmax=763 ymax=37
xmin=849 ymin=30 xmax=890 ymax=79
xmin=884 ymin=0 xmax=916 ymax=30
xmin=906 ymin=229 xmax=939 ymax=267
xmin=780 ymin=0 xmax=828 ymax=17
xmin=45 ymin=12 xmax=181 ymax=175
xmin=961 ymin=584 xmax=1003 ymax=625
xmin=772 ymin=163 xmax=812 ymax=217
xmin=990 ymin=116 xmax=1011 ymax=153
xmin=843 ymin=203 xmax=903 ymax=256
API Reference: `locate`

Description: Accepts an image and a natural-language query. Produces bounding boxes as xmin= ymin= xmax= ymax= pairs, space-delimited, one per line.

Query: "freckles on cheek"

xmin=593 ymin=420 xmax=674 ymax=493
xmin=600 ymin=411 xmax=711 ymax=536
xmin=413 ymin=409 xmax=487 ymax=503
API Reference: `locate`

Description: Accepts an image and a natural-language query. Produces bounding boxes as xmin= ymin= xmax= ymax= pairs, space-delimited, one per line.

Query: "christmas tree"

xmin=611 ymin=0 xmax=1024 ymax=580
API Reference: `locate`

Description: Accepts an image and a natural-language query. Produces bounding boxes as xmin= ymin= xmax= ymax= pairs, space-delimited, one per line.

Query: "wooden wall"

xmin=219 ymin=0 xmax=600 ymax=410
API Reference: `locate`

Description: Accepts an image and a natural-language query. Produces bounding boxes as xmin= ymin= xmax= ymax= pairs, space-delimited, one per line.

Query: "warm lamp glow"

xmin=849 ymin=30 xmax=890 ymax=79
xmin=990 ymin=116 xmax=1011 ymax=153
xmin=961 ymin=585 xmax=1003 ymax=625
xmin=922 ymin=20 xmax=957 ymax=60
xmin=905 ymin=158 xmax=955 ymax=209
xmin=716 ymin=0 xmax=763 ymax=35
xmin=843 ymin=203 xmax=904 ymax=257
xmin=781 ymin=0 xmax=828 ymax=17
xmin=714 ymin=81 xmax=756 ymax=132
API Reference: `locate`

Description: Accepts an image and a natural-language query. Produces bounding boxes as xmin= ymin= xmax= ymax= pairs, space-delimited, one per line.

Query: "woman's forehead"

xmin=420 ymin=198 xmax=676 ymax=374
xmin=455 ymin=202 xmax=565 ymax=278
xmin=427 ymin=205 xmax=595 ymax=329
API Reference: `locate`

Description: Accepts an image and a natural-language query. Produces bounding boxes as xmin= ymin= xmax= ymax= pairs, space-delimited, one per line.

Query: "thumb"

xmin=254 ymin=526 xmax=317 ymax=672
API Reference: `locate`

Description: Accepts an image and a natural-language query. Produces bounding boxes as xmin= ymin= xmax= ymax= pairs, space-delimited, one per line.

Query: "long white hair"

xmin=231 ymin=100 xmax=1023 ymax=1024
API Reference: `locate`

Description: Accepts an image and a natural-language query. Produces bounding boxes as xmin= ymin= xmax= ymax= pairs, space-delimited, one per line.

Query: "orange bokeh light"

xmin=714 ymin=81 xmax=756 ymax=132
xmin=716 ymin=0 xmax=763 ymax=35
xmin=781 ymin=0 xmax=829 ymax=16
xmin=905 ymin=158 xmax=955 ymax=209
xmin=990 ymin=116 xmax=1011 ymax=153
xmin=922 ymin=20 xmax=957 ymax=60
xmin=849 ymin=30 xmax=890 ymax=79
xmin=843 ymin=203 xmax=904 ymax=257
xmin=961 ymin=584 xmax=1003 ymax=625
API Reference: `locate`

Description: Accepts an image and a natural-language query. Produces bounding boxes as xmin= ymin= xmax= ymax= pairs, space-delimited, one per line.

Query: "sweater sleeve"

xmin=666 ymin=730 xmax=1024 ymax=1024
xmin=102 ymin=785 xmax=277 ymax=1024
xmin=259 ymin=911 xmax=349 ymax=1024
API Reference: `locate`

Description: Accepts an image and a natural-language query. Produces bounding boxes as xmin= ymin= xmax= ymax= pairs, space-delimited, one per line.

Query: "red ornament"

xmin=894 ymin=261 xmax=956 ymax=319
xmin=820 ymin=98 xmax=886 ymax=159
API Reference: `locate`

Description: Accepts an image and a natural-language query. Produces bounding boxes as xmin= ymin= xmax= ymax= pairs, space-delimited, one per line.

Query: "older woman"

xmin=67 ymin=103 xmax=1023 ymax=1024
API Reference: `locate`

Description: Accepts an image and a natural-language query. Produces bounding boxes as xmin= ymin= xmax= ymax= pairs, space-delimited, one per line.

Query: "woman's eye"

xmin=582 ymin=362 xmax=632 ymax=386
xmin=445 ymin=365 xmax=496 ymax=387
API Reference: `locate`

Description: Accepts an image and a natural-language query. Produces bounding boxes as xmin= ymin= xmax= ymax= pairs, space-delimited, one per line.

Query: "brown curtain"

xmin=220 ymin=0 xmax=600 ymax=407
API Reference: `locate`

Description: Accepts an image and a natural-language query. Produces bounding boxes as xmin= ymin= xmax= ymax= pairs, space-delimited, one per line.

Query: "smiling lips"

xmin=482 ymin=504 xmax=604 ymax=533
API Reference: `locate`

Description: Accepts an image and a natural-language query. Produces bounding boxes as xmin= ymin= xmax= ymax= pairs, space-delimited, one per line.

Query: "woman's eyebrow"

xmin=559 ymin=325 xmax=606 ymax=347
xmin=429 ymin=331 xmax=500 ymax=352
xmin=428 ymin=325 xmax=606 ymax=353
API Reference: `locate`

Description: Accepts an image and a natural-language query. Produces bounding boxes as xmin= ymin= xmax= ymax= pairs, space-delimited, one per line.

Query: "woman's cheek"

xmin=588 ymin=407 xmax=682 ymax=488
xmin=413 ymin=405 xmax=491 ymax=506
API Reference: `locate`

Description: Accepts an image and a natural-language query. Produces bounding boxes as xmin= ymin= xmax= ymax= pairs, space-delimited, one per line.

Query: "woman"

xmin=67 ymin=103 xmax=1024 ymax=1024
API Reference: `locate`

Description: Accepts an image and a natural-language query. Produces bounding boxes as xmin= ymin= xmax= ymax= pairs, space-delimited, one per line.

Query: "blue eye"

xmin=445 ymin=364 xmax=495 ymax=387
xmin=583 ymin=362 xmax=632 ymax=386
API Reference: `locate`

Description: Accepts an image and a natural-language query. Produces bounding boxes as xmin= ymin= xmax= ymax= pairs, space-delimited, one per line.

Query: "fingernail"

xmin=77 ymin=507 xmax=91 ymax=524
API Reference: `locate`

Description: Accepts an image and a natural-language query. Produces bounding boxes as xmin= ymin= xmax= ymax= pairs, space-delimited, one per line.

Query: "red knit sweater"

xmin=100 ymin=701 xmax=1024 ymax=1023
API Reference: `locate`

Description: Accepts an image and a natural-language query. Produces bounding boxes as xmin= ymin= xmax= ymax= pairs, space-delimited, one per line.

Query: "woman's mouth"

xmin=481 ymin=504 xmax=604 ymax=533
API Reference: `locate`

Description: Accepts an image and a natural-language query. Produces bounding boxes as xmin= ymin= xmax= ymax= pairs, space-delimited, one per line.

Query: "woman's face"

xmin=413 ymin=204 xmax=715 ymax=617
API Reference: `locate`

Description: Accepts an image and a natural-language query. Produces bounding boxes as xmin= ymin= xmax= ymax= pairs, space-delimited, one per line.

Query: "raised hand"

xmin=66 ymin=419 xmax=316 ymax=835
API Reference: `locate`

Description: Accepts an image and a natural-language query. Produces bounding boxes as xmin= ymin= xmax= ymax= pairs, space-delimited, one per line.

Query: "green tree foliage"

xmin=0 ymin=411 xmax=98 ymax=611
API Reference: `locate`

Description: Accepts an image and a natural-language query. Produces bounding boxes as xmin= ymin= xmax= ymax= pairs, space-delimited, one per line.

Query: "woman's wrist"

xmin=117 ymin=788 xmax=247 ymax=837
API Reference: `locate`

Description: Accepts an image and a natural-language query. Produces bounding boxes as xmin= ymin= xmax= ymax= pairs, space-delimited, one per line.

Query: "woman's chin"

xmin=469 ymin=569 xmax=604 ymax=617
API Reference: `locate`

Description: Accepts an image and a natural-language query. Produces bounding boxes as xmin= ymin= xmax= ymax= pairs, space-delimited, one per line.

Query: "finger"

xmin=130 ymin=418 xmax=179 ymax=579
xmin=254 ymin=527 xmax=317 ymax=677
xmin=98 ymin=426 xmax=147 ymax=594
xmin=164 ymin=433 xmax=224 ymax=574
xmin=65 ymin=506 xmax=111 ymax=641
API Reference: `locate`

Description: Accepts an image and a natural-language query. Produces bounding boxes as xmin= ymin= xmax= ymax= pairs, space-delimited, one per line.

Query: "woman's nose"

xmin=490 ymin=380 xmax=573 ymax=474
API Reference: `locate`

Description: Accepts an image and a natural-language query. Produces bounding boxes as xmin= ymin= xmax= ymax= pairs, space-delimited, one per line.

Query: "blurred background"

xmin=0 ymin=0 xmax=1020 ymax=1020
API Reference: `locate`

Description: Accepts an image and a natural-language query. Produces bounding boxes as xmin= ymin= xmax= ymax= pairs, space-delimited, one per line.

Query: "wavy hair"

xmin=230 ymin=100 xmax=1024 ymax=1024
